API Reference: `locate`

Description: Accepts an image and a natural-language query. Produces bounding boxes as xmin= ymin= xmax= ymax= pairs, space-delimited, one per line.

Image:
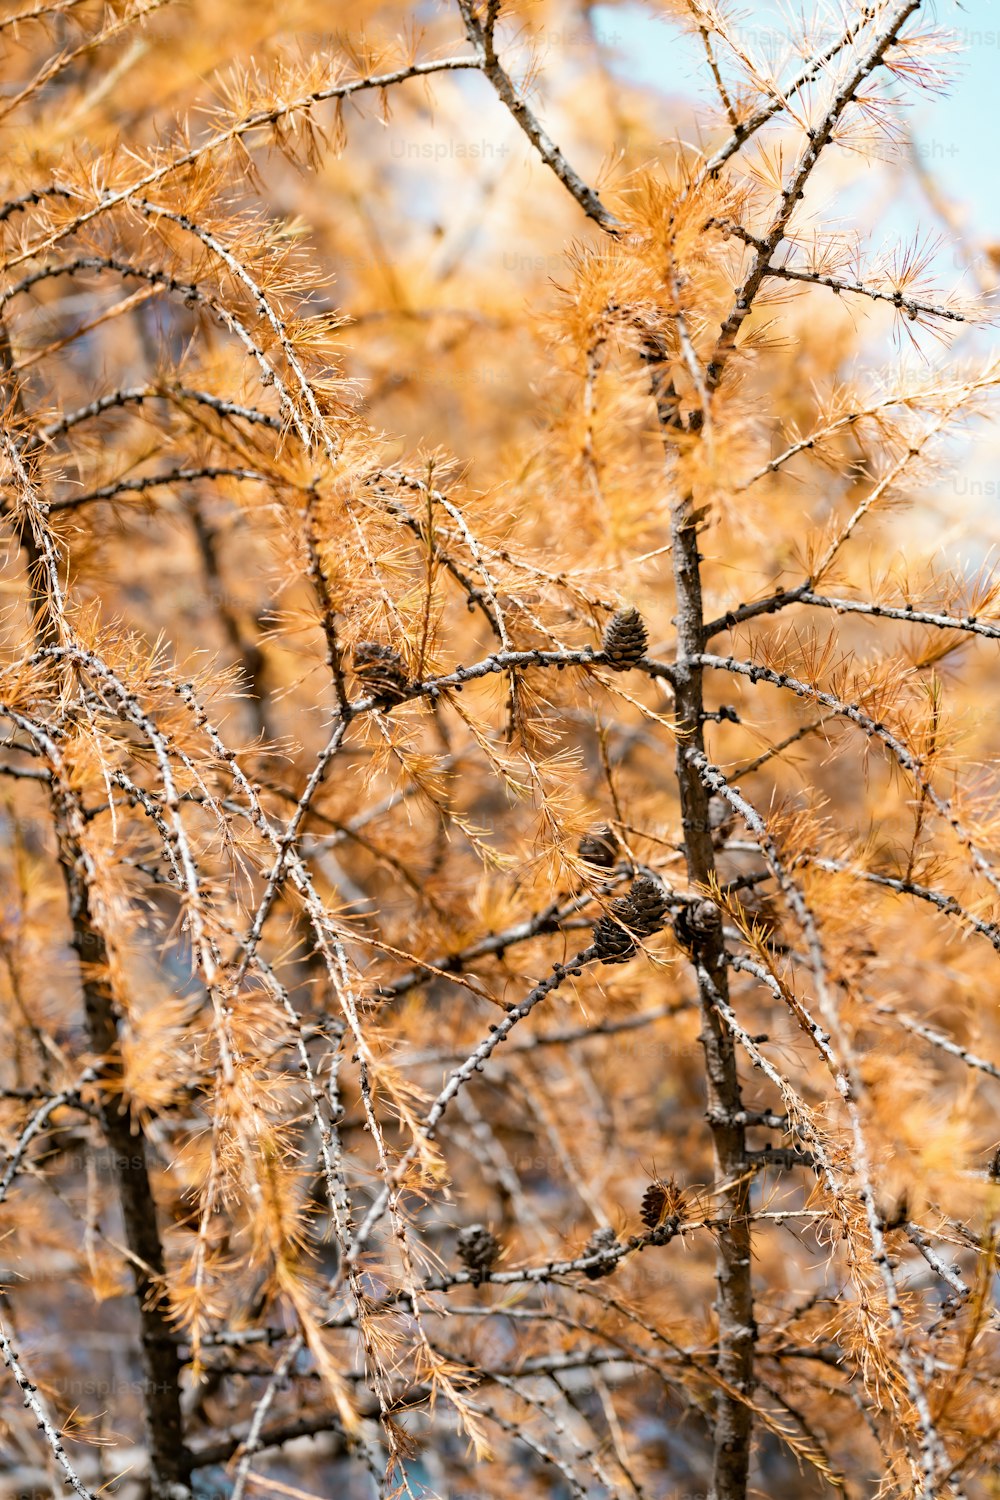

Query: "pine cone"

xmin=457 ymin=1224 xmax=500 ymax=1284
xmin=626 ymin=873 xmax=669 ymax=935
xmin=593 ymin=875 xmax=668 ymax=963
xmin=582 ymin=1225 xmax=619 ymax=1280
xmin=672 ymin=898 xmax=717 ymax=952
xmin=601 ymin=607 xmax=648 ymax=671
xmin=352 ymin=641 xmax=410 ymax=704
xmin=640 ymin=1176 xmax=686 ymax=1232
xmin=578 ymin=824 xmax=618 ymax=868
xmin=593 ymin=896 xmax=638 ymax=965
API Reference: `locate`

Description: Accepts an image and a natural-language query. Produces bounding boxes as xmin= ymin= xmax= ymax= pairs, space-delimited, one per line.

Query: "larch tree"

xmin=0 ymin=1 xmax=998 ymax=1498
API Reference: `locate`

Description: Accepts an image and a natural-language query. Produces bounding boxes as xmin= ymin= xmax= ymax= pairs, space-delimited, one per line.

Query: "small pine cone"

xmin=352 ymin=641 xmax=410 ymax=704
xmin=626 ymin=874 xmax=669 ymax=936
xmin=578 ymin=824 xmax=618 ymax=868
xmin=594 ymin=878 xmax=667 ymax=962
xmin=672 ymin=898 xmax=717 ymax=952
xmin=582 ymin=1225 xmax=619 ymax=1280
xmin=601 ymin=607 xmax=648 ymax=671
xmin=457 ymin=1224 xmax=500 ymax=1284
xmin=593 ymin=896 xmax=638 ymax=965
xmin=640 ymin=1181 xmax=668 ymax=1231
xmin=640 ymin=1176 xmax=686 ymax=1233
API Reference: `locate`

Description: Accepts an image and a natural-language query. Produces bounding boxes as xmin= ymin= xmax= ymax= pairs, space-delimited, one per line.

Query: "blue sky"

xmin=592 ymin=0 xmax=999 ymax=243
xmin=584 ymin=0 xmax=1000 ymax=525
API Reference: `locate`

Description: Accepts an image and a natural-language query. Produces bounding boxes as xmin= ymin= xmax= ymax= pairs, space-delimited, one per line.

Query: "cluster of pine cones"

xmin=592 ymin=873 xmax=670 ymax=964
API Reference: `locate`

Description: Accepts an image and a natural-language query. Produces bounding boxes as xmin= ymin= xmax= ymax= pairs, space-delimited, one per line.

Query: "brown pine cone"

xmin=457 ymin=1223 xmax=500 ymax=1284
xmin=582 ymin=1225 xmax=619 ymax=1279
xmin=352 ymin=641 xmax=410 ymax=704
xmin=593 ymin=896 xmax=639 ymax=964
xmin=626 ymin=873 xmax=669 ymax=935
xmin=672 ymin=898 xmax=718 ymax=952
xmin=578 ymin=824 xmax=618 ymax=868
xmin=601 ymin=607 xmax=648 ymax=670
xmin=593 ymin=875 xmax=668 ymax=963
xmin=640 ymin=1176 xmax=686 ymax=1232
